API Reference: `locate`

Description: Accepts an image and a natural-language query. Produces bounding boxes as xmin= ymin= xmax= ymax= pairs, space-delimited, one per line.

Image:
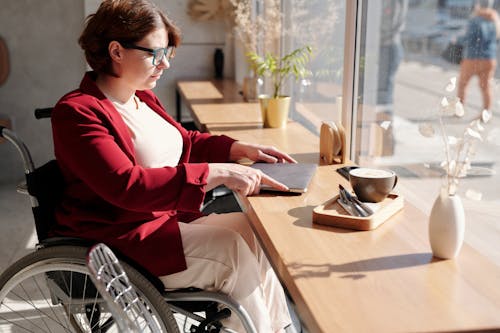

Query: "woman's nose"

xmin=157 ymin=57 xmax=170 ymax=69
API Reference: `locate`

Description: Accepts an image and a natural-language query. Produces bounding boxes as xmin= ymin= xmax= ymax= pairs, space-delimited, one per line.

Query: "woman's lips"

xmin=151 ymin=72 xmax=162 ymax=79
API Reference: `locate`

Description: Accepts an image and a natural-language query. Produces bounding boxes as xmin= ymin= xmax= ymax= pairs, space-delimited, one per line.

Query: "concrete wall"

xmin=0 ymin=0 xmax=85 ymax=183
xmin=151 ymin=0 xmax=231 ymax=121
xmin=0 ymin=0 xmax=228 ymax=184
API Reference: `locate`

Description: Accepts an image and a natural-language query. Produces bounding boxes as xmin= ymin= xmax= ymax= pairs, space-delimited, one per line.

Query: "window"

xmin=279 ymin=0 xmax=499 ymax=262
xmin=355 ymin=0 xmax=500 ymax=262
xmin=280 ymin=0 xmax=347 ymax=134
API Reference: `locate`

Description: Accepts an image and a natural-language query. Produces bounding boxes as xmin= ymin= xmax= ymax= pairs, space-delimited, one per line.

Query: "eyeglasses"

xmin=121 ymin=42 xmax=175 ymax=66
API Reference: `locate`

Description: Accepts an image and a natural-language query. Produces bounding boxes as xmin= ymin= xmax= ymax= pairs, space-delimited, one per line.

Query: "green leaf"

xmin=246 ymin=45 xmax=312 ymax=97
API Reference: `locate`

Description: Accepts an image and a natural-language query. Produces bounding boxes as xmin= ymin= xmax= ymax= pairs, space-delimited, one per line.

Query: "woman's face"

xmin=119 ymin=27 xmax=170 ymax=91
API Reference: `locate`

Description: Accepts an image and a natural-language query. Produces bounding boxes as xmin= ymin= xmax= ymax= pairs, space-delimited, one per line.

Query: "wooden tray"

xmin=312 ymin=193 xmax=404 ymax=230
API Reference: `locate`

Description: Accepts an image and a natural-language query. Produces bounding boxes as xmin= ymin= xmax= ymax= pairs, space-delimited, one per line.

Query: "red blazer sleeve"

xmin=52 ymin=97 xmax=208 ymax=214
xmin=186 ymin=130 xmax=236 ymax=163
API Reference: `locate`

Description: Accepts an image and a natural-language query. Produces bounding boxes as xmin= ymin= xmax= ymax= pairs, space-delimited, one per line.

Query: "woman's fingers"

xmin=260 ymin=173 xmax=289 ymax=192
xmin=232 ymin=141 xmax=297 ymax=164
xmin=258 ymin=147 xmax=297 ymax=164
xmin=212 ymin=163 xmax=289 ymax=196
xmin=241 ymin=166 xmax=288 ymax=194
xmin=226 ymin=166 xmax=259 ymax=196
xmin=256 ymin=150 xmax=278 ymax=163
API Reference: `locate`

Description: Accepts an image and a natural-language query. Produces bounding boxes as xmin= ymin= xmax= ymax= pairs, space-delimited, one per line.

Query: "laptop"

xmin=250 ymin=162 xmax=318 ymax=193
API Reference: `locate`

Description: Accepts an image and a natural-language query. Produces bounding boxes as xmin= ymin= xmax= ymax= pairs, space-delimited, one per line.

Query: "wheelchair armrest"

xmin=34 ymin=107 xmax=53 ymax=119
xmin=38 ymin=236 xmax=96 ymax=249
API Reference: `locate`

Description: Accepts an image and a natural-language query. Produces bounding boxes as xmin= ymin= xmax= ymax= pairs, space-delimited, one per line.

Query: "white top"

xmin=107 ymin=94 xmax=183 ymax=168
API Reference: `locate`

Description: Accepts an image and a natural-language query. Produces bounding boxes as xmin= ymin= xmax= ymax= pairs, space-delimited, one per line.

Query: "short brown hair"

xmin=78 ymin=0 xmax=181 ymax=75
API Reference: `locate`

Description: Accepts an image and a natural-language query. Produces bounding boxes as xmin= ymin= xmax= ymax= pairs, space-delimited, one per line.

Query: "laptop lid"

xmin=250 ymin=163 xmax=318 ymax=193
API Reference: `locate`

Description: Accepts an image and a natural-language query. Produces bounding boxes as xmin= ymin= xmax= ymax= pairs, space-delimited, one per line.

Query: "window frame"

xmin=342 ymin=0 xmax=362 ymax=161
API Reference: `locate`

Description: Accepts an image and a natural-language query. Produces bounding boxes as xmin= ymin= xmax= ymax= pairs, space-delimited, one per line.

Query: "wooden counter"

xmin=179 ymin=79 xmax=500 ymax=333
xmin=176 ymin=79 xmax=262 ymax=130
xmin=212 ymin=126 xmax=500 ymax=333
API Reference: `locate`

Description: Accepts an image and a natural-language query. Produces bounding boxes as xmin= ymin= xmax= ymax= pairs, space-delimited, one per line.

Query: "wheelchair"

xmin=0 ymin=108 xmax=257 ymax=333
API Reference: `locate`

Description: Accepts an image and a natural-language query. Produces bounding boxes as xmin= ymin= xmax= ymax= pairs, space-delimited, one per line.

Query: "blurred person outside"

xmin=458 ymin=0 xmax=500 ymax=113
xmin=376 ymin=0 xmax=408 ymax=156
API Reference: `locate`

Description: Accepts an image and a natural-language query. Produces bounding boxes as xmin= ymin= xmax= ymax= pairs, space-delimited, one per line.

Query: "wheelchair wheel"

xmin=0 ymin=245 xmax=179 ymax=332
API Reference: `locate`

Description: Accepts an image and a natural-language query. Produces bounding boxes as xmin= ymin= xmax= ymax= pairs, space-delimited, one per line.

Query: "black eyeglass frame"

xmin=121 ymin=42 xmax=175 ymax=66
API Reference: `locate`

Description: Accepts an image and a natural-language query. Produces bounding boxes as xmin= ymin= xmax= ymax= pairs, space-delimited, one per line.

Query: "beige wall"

xmin=0 ymin=0 xmax=85 ymax=183
xmin=0 ymin=0 xmax=229 ymax=183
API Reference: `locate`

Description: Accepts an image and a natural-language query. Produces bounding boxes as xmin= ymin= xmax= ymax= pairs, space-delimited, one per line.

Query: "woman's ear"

xmin=108 ymin=41 xmax=123 ymax=63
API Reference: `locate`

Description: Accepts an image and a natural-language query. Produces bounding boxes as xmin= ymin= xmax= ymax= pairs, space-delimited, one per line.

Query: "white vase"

xmin=428 ymin=193 xmax=465 ymax=259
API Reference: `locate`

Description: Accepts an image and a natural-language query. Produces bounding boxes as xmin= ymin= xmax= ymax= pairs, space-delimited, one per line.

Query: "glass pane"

xmin=281 ymin=0 xmax=346 ymax=134
xmin=356 ymin=0 xmax=500 ymax=262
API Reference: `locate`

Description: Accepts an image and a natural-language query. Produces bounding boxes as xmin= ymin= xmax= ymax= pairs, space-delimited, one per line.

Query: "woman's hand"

xmin=229 ymin=141 xmax=297 ymax=164
xmin=207 ymin=163 xmax=289 ymax=196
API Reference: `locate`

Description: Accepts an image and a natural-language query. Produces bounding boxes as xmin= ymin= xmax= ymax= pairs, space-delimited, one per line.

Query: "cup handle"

xmin=392 ymin=175 xmax=398 ymax=189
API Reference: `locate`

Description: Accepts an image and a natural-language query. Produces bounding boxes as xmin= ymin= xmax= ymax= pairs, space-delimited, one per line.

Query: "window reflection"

xmin=277 ymin=0 xmax=499 ymax=261
xmin=283 ymin=0 xmax=346 ymax=133
xmin=356 ymin=0 xmax=499 ymax=232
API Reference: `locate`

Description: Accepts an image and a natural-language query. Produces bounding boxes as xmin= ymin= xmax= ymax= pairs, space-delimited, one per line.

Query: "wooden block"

xmin=319 ymin=121 xmax=347 ymax=165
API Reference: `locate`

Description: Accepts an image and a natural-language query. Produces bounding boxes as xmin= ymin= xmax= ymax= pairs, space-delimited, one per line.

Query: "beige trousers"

xmin=159 ymin=212 xmax=292 ymax=333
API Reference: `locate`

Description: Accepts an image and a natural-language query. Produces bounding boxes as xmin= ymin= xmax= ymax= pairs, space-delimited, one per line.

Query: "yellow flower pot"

xmin=258 ymin=95 xmax=291 ymax=128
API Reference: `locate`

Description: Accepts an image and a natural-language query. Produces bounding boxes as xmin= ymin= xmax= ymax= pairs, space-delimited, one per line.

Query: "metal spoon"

xmin=339 ymin=185 xmax=369 ymax=217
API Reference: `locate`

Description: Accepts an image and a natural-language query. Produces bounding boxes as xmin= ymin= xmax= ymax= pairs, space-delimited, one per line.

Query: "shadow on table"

xmin=288 ymin=205 xmax=358 ymax=234
xmin=288 ymin=252 xmax=436 ymax=280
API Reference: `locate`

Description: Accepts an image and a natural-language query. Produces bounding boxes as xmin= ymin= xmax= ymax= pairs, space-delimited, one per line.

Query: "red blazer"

xmin=51 ymin=72 xmax=236 ymax=276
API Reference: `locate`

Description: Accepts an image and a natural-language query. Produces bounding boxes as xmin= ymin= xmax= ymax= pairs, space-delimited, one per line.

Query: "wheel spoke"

xmin=8 ymin=288 xmax=72 ymax=332
xmin=32 ymin=274 xmax=72 ymax=331
xmin=0 ymin=246 xmax=178 ymax=332
xmin=19 ymin=278 xmax=53 ymax=332
xmin=0 ymin=302 xmax=52 ymax=333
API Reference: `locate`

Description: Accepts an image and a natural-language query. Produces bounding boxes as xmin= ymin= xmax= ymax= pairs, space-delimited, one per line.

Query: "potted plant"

xmin=247 ymin=45 xmax=312 ymax=128
xmin=227 ymin=0 xmax=282 ymax=102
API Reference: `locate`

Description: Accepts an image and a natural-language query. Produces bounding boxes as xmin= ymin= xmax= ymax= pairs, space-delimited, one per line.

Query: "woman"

xmin=458 ymin=0 xmax=499 ymax=111
xmin=51 ymin=0 xmax=293 ymax=331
